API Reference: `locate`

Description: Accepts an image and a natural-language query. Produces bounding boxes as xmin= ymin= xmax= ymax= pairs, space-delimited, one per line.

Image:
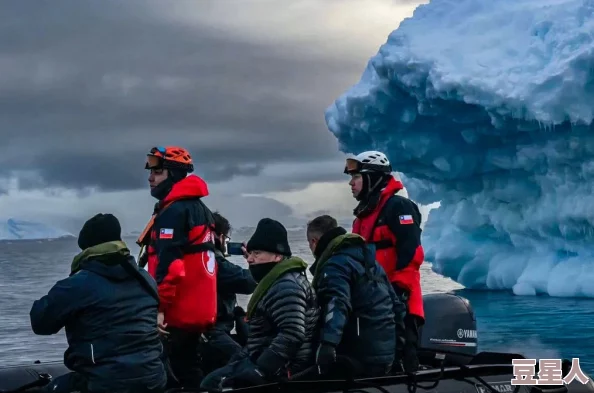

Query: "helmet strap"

xmin=167 ymin=168 xmax=188 ymax=183
xmin=357 ymin=172 xmax=387 ymax=202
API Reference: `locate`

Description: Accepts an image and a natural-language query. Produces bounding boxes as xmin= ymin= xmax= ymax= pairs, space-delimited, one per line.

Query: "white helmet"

xmin=344 ymin=151 xmax=392 ymax=174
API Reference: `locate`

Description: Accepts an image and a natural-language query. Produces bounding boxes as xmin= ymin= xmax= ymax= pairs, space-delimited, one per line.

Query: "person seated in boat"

xmin=29 ymin=213 xmax=167 ymax=393
xmin=200 ymin=218 xmax=320 ymax=391
xmin=306 ymin=214 xmax=407 ymax=378
xmin=200 ymin=211 xmax=258 ymax=374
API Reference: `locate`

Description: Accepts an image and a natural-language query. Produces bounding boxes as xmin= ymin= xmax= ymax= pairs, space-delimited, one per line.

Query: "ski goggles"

xmin=145 ymin=146 xmax=167 ymax=169
xmin=344 ymin=158 xmax=362 ymax=174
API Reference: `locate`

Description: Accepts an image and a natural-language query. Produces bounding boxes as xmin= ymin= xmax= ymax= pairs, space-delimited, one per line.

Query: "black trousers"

xmin=200 ymin=356 xmax=261 ymax=392
xmin=392 ymin=283 xmax=424 ymax=373
xmin=162 ymin=327 xmax=204 ymax=389
xmin=201 ymin=327 xmax=243 ymax=374
xmin=402 ymin=313 xmax=423 ymax=372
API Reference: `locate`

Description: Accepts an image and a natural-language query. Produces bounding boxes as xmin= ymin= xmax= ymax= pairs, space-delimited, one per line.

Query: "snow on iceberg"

xmin=0 ymin=218 xmax=73 ymax=241
xmin=325 ymin=0 xmax=594 ymax=298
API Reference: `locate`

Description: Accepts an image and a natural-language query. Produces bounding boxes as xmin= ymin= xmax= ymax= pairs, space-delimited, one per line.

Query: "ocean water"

xmin=1 ymin=228 xmax=594 ymax=375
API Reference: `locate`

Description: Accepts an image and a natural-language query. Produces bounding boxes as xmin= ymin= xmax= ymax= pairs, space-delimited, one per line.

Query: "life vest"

xmin=137 ymin=175 xmax=218 ymax=332
xmin=352 ymin=177 xmax=425 ymax=320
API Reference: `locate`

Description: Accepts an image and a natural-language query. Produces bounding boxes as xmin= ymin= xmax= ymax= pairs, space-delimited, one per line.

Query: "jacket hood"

xmin=310 ymin=232 xmax=369 ymax=287
xmin=163 ymin=174 xmax=209 ymax=204
xmin=72 ymin=240 xmax=138 ymax=282
xmin=383 ymin=176 xmax=404 ymax=196
xmin=82 ymin=254 xmax=143 ymax=282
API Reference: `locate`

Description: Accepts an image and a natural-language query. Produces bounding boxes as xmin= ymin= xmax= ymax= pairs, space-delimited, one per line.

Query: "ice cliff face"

xmin=325 ymin=0 xmax=594 ymax=297
xmin=0 ymin=218 xmax=73 ymax=241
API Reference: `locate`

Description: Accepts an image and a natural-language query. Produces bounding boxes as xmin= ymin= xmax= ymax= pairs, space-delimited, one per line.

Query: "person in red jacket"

xmin=344 ymin=150 xmax=425 ymax=373
xmin=136 ymin=146 xmax=218 ymax=389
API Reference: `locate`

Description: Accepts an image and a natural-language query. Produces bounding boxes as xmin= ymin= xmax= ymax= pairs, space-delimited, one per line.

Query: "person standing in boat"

xmin=306 ymin=214 xmax=406 ymax=377
xmin=200 ymin=218 xmax=320 ymax=391
xmin=200 ymin=211 xmax=258 ymax=373
xmin=136 ymin=146 xmax=218 ymax=389
xmin=344 ymin=151 xmax=425 ymax=373
xmin=30 ymin=213 xmax=167 ymax=393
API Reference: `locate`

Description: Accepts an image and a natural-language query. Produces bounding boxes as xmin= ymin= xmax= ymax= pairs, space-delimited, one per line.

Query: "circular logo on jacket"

xmin=204 ymin=251 xmax=216 ymax=275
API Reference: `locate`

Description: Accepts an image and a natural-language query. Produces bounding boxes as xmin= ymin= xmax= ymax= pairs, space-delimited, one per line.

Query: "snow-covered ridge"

xmin=0 ymin=218 xmax=74 ymax=241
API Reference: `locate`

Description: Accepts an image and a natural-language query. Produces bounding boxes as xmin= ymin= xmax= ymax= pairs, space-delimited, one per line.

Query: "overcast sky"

xmin=0 ymin=0 xmax=422 ymax=234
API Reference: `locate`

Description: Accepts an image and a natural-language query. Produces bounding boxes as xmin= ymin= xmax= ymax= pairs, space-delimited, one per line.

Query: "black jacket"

xmin=213 ymin=249 xmax=257 ymax=332
xmin=245 ymin=267 xmax=320 ymax=376
xmin=30 ymin=244 xmax=167 ymax=393
xmin=310 ymin=228 xmax=406 ymax=367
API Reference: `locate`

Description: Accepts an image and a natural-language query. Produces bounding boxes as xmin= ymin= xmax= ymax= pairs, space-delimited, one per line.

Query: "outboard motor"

xmin=418 ymin=293 xmax=477 ymax=368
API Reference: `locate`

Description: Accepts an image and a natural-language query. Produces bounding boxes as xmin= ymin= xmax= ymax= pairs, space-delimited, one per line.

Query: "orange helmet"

xmin=145 ymin=146 xmax=194 ymax=173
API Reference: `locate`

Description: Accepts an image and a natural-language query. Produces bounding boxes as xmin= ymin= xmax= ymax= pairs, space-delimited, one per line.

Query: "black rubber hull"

xmin=0 ymin=361 xmax=69 ymax=393
xmin=1 ymin=360 xmax=593 ymax=393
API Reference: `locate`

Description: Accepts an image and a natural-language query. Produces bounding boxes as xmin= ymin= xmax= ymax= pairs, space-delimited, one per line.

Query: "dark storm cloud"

xmin=0 ymin=0 xmax=386 ymax=192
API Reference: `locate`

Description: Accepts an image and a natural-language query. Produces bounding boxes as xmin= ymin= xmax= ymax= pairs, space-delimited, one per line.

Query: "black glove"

xmin=233 ymin=306 xmax=246 ymax=318
xmin=392 ymin=283 xmax=410 ymax=304
xmin=315 ymin=342 xmax=337 ymax=374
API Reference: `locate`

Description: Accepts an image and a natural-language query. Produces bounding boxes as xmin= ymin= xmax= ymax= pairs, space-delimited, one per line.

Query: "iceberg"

xmin=325 ymin=0 xmax=594 ymax=298
xmin=0 ymin=218 xmax=73 ymax=241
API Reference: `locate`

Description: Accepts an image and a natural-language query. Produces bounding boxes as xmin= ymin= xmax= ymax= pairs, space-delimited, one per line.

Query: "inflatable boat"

xmin=1 ymin=293 xmax=592 ymax=393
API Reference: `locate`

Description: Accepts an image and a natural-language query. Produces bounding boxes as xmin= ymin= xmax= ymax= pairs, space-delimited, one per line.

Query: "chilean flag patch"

xmin=399 ymin=215 xmax=414 ymax=225
xmin=159 ymin=228 xmax=174 ymax=239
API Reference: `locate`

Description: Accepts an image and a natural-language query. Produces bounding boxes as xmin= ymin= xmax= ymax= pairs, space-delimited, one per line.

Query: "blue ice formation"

xmin=0 ymin=218 xmax=73 ymax=241
xmin=325 ymin=0 xmax=594 ymax=297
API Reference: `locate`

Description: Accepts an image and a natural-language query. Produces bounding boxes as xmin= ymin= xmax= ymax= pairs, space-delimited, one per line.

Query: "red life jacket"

xmin=137 ymin=175 xmax=218 ymax=332
xmin=352 ymin=177 xmax=425 ymax=320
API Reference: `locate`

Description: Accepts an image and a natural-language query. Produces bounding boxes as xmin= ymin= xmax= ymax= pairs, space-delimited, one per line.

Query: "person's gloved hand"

xmin=392 ymin=284 xmax=410 ymax=304
xmin=315 ymin=342 xmax=337 ymax=374
xmin=233 ymin=306 xmax=246 ymax=318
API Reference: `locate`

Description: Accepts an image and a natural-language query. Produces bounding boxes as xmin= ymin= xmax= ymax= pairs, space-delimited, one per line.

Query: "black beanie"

xmin=246 ymin=218 xmax=291 ymax=256
xmin=78 ymin=213 xmax=122 ymax=250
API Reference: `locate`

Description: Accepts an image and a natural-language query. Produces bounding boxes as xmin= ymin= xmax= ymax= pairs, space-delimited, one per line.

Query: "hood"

xmin=82 ymin=255 xmax=141 ymax=282
xmin=382 ymin=176 xmax=404 ymax=197
xmin=71 ymin=240 xmax=138 ymax=281
xmin=310 ymin=232 xmax=368 ymax=288
xmin=162 ymin=174 xmax=209 ymax=204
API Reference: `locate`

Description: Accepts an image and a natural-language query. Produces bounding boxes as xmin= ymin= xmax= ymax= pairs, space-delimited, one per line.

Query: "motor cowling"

xmin=418 ymin=293 xmax=478 ymax=367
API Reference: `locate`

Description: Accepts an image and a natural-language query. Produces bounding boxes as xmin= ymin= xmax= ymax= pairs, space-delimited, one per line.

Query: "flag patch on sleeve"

xmin=159 ymin=228 xmax=174 ymax=239
xmin=399 ymin=215 xmax=414 ymax=225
